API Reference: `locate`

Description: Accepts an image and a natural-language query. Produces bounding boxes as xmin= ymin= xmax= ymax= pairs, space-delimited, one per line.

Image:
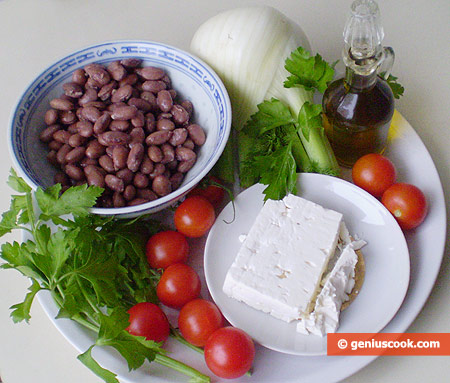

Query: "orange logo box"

xmin=327 ymin=333 xmax=450 ymax=356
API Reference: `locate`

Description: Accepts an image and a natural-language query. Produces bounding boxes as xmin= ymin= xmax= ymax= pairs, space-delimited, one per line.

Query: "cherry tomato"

xmin=352 ymin=153 xmax=397 ymax=197
xmin=178 ymin=299 xmax=224 ymax=347
xmin=189 ymin=176 xmax=225 ymax=208
xmin=174 ymin=196 xmax=215 ymax=238
xmin=126 ymin=302 xmax=170 ymax=343
xmin=204 ymin=326 xmax=255 ymax=379
xmin=382 ymin=183 xmax=428 ymax=230
xmin=156 ymin=263 xmax=201 ymax=308
xmin=145 ymin=230 xmax=189 ymax=269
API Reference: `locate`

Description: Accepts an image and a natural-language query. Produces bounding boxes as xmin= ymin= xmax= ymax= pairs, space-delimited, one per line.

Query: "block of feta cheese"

xmin=222 ymin=194 xmax=343 ymax=323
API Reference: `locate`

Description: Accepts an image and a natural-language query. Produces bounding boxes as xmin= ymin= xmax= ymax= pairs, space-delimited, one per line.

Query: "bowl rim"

xmin=8 ymin=39 xmax=232 ymax=215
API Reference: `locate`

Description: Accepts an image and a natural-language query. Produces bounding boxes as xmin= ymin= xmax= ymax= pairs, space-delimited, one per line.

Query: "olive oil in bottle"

xmin=322 ymin=0 xmax=395 ymax=168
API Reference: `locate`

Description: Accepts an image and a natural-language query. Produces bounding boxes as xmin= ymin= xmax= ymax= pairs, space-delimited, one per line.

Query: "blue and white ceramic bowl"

xmin=8 ymin=40 xmax=232 ymax=217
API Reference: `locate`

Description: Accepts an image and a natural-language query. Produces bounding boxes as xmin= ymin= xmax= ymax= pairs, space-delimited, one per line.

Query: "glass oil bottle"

xmin=322 ymin=0 xmax=395 ymax=167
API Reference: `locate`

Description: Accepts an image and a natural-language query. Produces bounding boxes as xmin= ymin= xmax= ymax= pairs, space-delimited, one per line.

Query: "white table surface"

xmin=0 ymin=0 xmax=449 ymax=382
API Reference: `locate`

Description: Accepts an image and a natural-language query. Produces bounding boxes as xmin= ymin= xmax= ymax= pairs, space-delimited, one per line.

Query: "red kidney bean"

xmin=152 ymin=174 xmax=172 ymax=196
xmin=65 ymin=146 xmax=85 ymax=163
xmin=56 ymin=144 xmax=72 ymax=165
xmin=145 ymin=130 xmax=172 ymax=146
xmin=65 ymin=164 xmax=84 ymax=181
xmin=80 ymin=157 xmax=98 ymax=167
xmin=181 ymin=100 xmax=193 ymax=117
xmin=128 ymin=97 xmax=152 ymax=112
xmin=105 ymin=174 xmax=124 ymax=192
xmin=147 ymin=145 xmax=163 ymax=163
xmin=111 ymin=105 xmax=137 ymax=120
xmin=98 ymin=131 xmax=129 ymax=146
xmin=80 ymin=106 xmax=101 ymax=123
xmin=112 ymin=169 xmax=131 ymax=186
xmin=63 ymin=82 xmax=84 ymax=98
xmin=53 ymin=130 xmax=71 ymax=144
xmin=107 ymin=61 xmax=127 ymax=81
xmin=109 ymin=120 xmax=129 ymax=132
xmin=79 ymin=88 xmax=98 ymax=106
xmin=84 ymin=142 xmax=104 ymax=161
xmin=84 ymin=63 xmax=111 ymax=86
xmin=111 ymin=84 xmax=133 ymax=103
xmin=183 ymin=138 xmax=195 ymax=150
xmin=177 ymin=158 xmax=196 ymax=173
xmin=171 ymin=104 xmax=189 ymax=125
xmin=72 ymin=68 xmax=87 ymax=85
xmin=175 ymin=147 xmax=196 ymax=162
xmin=48 ymin=140 xmax=63 ymax=151
xmin=68 ymin=133 xmax=86 ymax=148
xmin=144 ymin=113 xmax=156 ymax=133
xmin=50 ymin=98 xmax=74 ymax=111
xmin=149 ymin=163 xmax=166 ymax=179
xmin=129 ymin=127 xmax=145 ymax=146
xmin=60 ymin=110 xmax=77 ymax=125
xmin=187 ymin=124 xmax=206 ymax=146
xmin=160 ymin=143 xmax=175 ymax=164
xmin=136 ymin=188 xmax=158 ymax=201
xmin=44 ymin=109 xmax=59 ymax=125
xmin=76 ymin=121 xmax=94 ymax=138
xmin=127 ymin=143 xmax=144 ymax=172
xmin=133 ymin=172 xmax=149 ymax=189
xmin=98 ymin=155 xmax=115 ymax=173
xmin=156 ymin=90 xmax=173 ymax=112
xmin=156 ymin=118 xmax=175 ymax=131
xmin=136 ymin=66 xmax=165 ymax=80
xmin=98 ymin=81 xmax=117 ymax=101
xmin=93 ymin=112 xmax=111 ymax=134
xmin=120 ymin=58 xmax=141 ymax=68
xmin=123 ymin=184 xmax=136 ymax=201
xmin=166 ymin=159 xmax=178 ymax=170
xmin=170 ymin=172 xmax=184 ymax=189
xmin=140 ymin=91 xmax=157 ymax=108
xmin=169 ymin=128 xmax=187 ymax=146
xmin=119 ymin=73 xmax=138 ymax=87
xmin=139 ymin=155 xmax=154 ymax=174
xmin=40 ymin=124 xmax=61 ymax=142
xmin=142 ymin=80 xmax=166 ymax=93
xmin=84 ymin=165 xmax=105 ymax=188
xmin=131 ymin=111 xmax=145 ymax=128
xmin=112 ymin=192 xmax=126 ymax=207
xmin=112 ymin=145 xmax=129 ymax=171
xmin=128 ymin=197 xmax=149 ymax=206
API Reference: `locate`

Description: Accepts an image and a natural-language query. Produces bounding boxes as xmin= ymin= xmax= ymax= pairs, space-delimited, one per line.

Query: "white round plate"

xmin=204 ymin=173 xmax=410 ymax=355
xmin=35 ymin=112 xmax=446 ymax=383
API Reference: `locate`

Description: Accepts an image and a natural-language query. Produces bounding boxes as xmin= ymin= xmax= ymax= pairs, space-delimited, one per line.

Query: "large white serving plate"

xmin=204 ymin=173 xmax=410 ymax=356
xmin=35 ymin=111 xmax=447 ymax=382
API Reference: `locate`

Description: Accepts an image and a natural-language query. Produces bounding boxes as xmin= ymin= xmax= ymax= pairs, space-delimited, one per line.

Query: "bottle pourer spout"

xmin=343 ymin=0 xmax=384 ymax=60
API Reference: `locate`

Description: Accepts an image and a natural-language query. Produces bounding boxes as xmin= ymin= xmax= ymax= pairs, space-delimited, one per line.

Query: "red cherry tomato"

xmin=189 ymin=176 xmax=225 ymax=208
xmin=352 ymin=153 xmax=397 ymax=197
xmin=204 ymin=326 xmax=255 ymax=379
xmin=178 ymin=299 xmax=224 ymax=347
xmin=145 ymin=230 xmax=189 ymax=269
xmin=126 ymin=302 xmax=170 ymax=343
xmin=174 ymin=196 xmax=215 ymax=238
xmin=382 ymin=183 xmax=428 ymax=230
xmin=156 ymin=263 xmax=201 ymax=309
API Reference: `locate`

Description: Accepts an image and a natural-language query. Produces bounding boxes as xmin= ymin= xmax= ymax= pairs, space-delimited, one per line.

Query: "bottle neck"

xmin=345 ymin=66 xmax=378 ymax=90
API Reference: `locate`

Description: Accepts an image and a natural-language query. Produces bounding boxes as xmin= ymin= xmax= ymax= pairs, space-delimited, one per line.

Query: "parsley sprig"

xmin=0 ymin=169 xmax=210 ymax=383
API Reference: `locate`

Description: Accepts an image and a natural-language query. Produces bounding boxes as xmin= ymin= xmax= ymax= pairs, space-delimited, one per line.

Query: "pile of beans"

xmin=39 ymin=59 xmax=206 ymax=208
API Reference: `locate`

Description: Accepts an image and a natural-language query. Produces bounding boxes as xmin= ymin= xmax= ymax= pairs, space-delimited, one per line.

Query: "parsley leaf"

xmin=385 ymin=74 xmax=405 ymax=99
xmin=284 ymin=47 xmax=335 ymax=93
